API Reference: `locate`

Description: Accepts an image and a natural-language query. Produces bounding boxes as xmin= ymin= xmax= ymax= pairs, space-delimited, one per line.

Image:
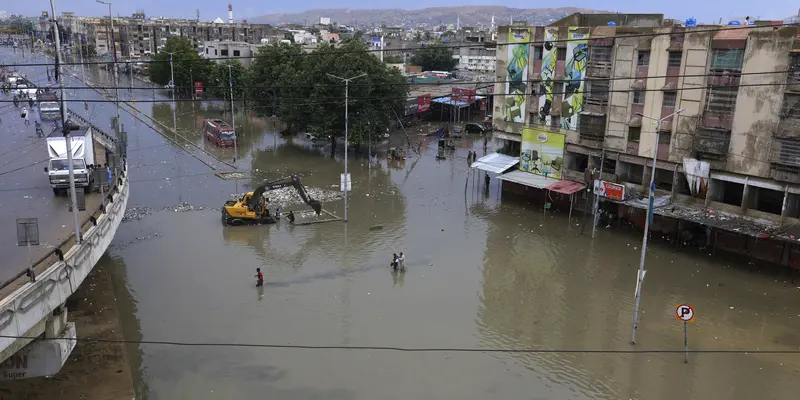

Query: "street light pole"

xmin=50 ymin=0 xmax=82 ymax=244
xmin=228 ymin=64 xmax=238 ymax=162
xmin=163 ymin=52 xmax=178 ymax=133
xmin=630 ymin=108 xmax=684 ymax=344
xmin=96 ymin=0 xmax=117 ymax=77
xmin=327 ymin=73 xmax=366 ymax=222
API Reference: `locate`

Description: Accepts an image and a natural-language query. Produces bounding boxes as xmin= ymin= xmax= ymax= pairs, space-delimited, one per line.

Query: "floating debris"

xmin=215 ymin=171 xmax=251 ymax=180
xmin=167 ymin=202 xmax=206 ymax=213
xmin=110 ymin=232 xmax=161 ymax=250
xmin=122 ymin=206 xmax=153 ymax=222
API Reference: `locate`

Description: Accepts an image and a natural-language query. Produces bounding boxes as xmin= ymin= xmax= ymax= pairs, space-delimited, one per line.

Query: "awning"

xmin=493 ymin=131 xmax=521 ymax=142
xmin=631 ymin=80 xmax=646 ymax=90
xmin=662 ymin=81 xmax=677 ymax=90
xmin=627 ymin=115 xmax=642 ymax=127
xmin=471 ymin=152 xmax=519 ymax=173
xmin=546 ymin=180 xmax=586 ymax=195
xmin=498 ymin=170 xmax=559 ymax=189
xmin=432 ymin=96 xmax=470 ymax=108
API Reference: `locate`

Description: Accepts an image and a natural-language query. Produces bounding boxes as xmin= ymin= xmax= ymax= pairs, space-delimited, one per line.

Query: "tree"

xmin=149 ymin=37 xmax=213 ymax=93
xmin=247 ymin=40 xmax=409 ymax=153
xmin=209 ymin=60 xmax=248 ymax=103
xmin=410 ymin=42 xmax=457 ymax=71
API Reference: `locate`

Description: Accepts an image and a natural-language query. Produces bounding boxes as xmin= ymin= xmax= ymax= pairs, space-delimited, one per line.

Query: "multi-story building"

xmin=491 ymin=12 xmax=800 ymax=226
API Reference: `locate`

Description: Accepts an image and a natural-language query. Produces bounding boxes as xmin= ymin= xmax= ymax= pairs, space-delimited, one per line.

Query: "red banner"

xmin=451 ymin=88 xmax=476 ymax=103
xmin=417 ymin=94 xmax=431 ymax=112
xmin=194 ymin=81 xmax=203 ymax=95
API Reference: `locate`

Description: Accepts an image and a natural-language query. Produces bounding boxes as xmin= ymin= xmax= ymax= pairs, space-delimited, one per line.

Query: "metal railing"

xmin=0 ymin=166 xmax=127 ymax=296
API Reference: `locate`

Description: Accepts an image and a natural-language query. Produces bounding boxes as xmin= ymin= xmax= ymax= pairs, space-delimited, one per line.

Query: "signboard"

xmin=340 ymin=173 xmax=351 ymax=192
xmin=194 ymin=81 xmax=203 ymax=95
xmin=417 ymin=94 xmax=431 ymax=112
xmin=16 ymin=218 xmax=40 ymax=246
xmin=504 ymin=28 xmax=531 ymax=123
xmin=593 ymin=180 xmax=626 ymax=201
xmin=520 ymin=128 xmax=565 ymax=179
xmin=404 ymin=99 xmax=419 ymax=116
xmin=676 ymin=304 xmax=695 ymax=322
xmin=451 ymin=87 xmax=476 ymax=103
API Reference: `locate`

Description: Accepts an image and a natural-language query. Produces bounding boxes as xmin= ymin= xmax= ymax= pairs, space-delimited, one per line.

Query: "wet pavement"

xmin=6 ymin=46 xmax=800 ymax=399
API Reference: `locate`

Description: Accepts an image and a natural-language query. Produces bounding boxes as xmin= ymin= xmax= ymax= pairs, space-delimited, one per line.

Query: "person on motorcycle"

xmin=35 ymin=120 xmax=43 ymax=136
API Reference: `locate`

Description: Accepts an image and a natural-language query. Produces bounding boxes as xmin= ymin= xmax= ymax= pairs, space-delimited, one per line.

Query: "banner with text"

xmin=520 ymin=128 xmax=565 ymax=179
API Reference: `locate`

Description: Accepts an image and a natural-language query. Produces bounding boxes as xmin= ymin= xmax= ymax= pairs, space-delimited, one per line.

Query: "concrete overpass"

xmin=0 ymin=168 xmax=128 ymax=379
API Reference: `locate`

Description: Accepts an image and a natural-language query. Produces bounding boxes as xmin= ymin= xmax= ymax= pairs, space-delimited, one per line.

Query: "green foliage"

xmin=209 ymin=60 xmax=248 ymax=100
xmin=149 ymin=37 xmax=213 ymax=92
xmin=410 ymin=42 xmax=457 ymax=71
xmin=247 ymin=41 xmax=409 ymax=147
xmin=383 ymin=54 xmax=403 ymax=64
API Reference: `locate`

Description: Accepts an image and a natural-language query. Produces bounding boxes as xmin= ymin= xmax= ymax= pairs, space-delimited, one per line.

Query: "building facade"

xmin=492 ymin=13 xmax=800 ymax=225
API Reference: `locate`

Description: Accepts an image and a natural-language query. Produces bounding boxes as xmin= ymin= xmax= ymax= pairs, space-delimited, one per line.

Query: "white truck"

xmin=44 ymin=125 xmax=101 ymax=195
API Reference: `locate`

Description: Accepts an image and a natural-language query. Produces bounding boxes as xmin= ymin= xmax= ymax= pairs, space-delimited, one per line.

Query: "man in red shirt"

xmin=255 ymin=268 xmax=264 ymax=287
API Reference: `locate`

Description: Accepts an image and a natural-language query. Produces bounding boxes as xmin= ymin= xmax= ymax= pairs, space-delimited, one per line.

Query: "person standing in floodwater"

xmin=398 ymin=252 xmax=406 ymax=272
xmin=255 ymin=268 xmax=264 ymax=287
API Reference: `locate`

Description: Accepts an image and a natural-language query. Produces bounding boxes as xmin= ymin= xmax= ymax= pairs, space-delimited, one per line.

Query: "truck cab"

xmin=44 ymin=125 xmax=100 ymax=195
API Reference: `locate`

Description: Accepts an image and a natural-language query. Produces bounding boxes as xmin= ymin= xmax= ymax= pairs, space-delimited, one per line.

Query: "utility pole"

xmin=50 ymin=0 xmax=82 ymax=244
xmin=79 ymin=33 xmax=88 ymax=117
xmin=96 ymin=1 xmax=117 ymax=77
xmin=630 ymin=108 xmax=684 ymax=344
xmin=327 ymin=73 xmax=367 ymax=222
xmin=164 ymin=52 xmax=178 ymax=134
xmin=591 ymin=149 xmax=605 ymax=238
xmin=228 ymin=64 xmax=238 ymax=162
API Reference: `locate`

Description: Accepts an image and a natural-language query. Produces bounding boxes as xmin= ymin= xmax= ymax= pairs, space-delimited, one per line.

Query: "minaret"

xmin=228 ymin=4 xmax=233 ymax=24
xmin=457 ymin=14 xmax=460 ymax=31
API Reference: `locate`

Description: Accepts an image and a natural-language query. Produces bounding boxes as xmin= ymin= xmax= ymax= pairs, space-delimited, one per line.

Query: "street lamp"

xmin=162 ymin=51 xmax=178 ymax=134
xmin=629 ymin=108 xmax=684 ymax=345
xmin=327 ymin=73 xmax=366 ymax=222
xmin=95 ymin=1 xmax=117 ymax=72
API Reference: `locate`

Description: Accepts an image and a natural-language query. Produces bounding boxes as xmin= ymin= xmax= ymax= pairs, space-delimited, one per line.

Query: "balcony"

xmin=707 ymin=69 xmax=741 ymax=87
xmin=770 ymin=138 xmax=800 ymax=183
xmin=578 ymin=113 xmax=607 ymax=143
xmin=586 ymin=61 xmax=612 ymax=78
xmin=700 ymin=110 xmax=735 ymax=131
xmin=626 ymin=141 xmax=640 ymax=155
xmin=694 ymin=128 xmax=731 ymax=158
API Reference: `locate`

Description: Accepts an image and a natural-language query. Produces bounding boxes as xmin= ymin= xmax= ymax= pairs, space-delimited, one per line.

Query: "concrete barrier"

xmin=0 ymin=166 xmax=129 ymax=370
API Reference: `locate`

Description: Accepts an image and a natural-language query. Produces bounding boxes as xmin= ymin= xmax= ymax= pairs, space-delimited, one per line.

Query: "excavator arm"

xmin=247 ymin=175 xmax=322 ymax=215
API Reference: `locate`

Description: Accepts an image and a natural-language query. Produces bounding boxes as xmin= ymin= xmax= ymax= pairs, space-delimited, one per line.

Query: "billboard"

xmin=538 ymin=28 xmax=558 ymax=126
xmin=451 ymin=88 xmax=476 ymax=103
xmin=417 ymin=94 xmax=431 ymax=112
xmin=561 ymin=28 xmax=589 ymax=130
xmin=404 ymin=98 xmax=419 ymax=116
xmin=594 ymin=180 xmax=626 ymax=201
xmin=194 ymin=81 xmax=203 ymax=95
xmin=503 ymin=28 xmax=530 ymax=123
xmin=520 ymin=127 xmax=565 ymax=179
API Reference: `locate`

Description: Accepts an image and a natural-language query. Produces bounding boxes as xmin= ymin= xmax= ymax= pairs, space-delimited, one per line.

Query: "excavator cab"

xmin=221 ymin=175 xmax=322 ymax=226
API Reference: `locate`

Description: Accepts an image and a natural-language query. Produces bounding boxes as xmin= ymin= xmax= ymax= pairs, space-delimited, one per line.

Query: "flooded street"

xmin=5 ymin=49 xmax=800 ymax=399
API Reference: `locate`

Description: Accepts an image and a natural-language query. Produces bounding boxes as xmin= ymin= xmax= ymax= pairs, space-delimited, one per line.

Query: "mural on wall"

xmin=503 ymin=28 xmax=530 ymax=123
xmin=561 ymin=28 xmax=589 ymax=130
xmin=520 ymin=127 xmax=566 ymax=179
xmin=538 ymin=29 xmax=558 ymax=126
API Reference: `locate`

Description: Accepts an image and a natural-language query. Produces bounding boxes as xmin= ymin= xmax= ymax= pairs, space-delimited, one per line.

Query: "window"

xmin=637 ymin=51 xmax=650 ymax=66
xmin=551 ymin=116 xmax=561 ymax=129
xmin=533 ymin=46 xmax=543 ymax=60
xmin=220 ymin=49 xmax=229 ymax=56
xmin=589 ymin=46 xmax=612 ymax=62
xmin=658 ymin=132 xmax=672 ymax=145
xmin=668 ymin=51 xmax=682 ymax=67
xmin=633 ymin=90 xmax=645 ymax=104
xmin=557 ymin=48 xmax=566 ymax=61
xmin=628 ymin=127 xmax=641 ymax=142
xmin=233 ymin=50 xmax=240 ymax=57
xmin=214 ymin=49 xmax=218 ymax=55
xmin=711 ymin=49 xmax=744 ymax=69
xmin=205 ymin=48 xmax=209 ymax=54
xmin=663 ymin=91 xmax=677 ymax=108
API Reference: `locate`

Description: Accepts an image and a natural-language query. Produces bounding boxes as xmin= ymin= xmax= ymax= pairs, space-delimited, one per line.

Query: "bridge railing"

xmin=0 ymin=164 xmax=127 ymax=299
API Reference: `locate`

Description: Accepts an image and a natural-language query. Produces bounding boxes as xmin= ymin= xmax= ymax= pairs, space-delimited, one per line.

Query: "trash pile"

xmin=230 ymin=187 xmax=342 ymax=207
xmin=168 ymin=202 xmax=206 ymax=213
xmin=122 ymin=206 xmax=153 ymax=222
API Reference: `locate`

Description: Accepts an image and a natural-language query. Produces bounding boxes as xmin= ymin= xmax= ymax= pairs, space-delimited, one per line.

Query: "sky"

xmin=5 ymin=1 xmax=797 ymax=24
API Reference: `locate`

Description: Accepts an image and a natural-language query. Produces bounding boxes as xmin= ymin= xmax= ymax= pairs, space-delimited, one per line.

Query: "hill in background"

xmin=250 ymin=6 xmax=605 ymax=28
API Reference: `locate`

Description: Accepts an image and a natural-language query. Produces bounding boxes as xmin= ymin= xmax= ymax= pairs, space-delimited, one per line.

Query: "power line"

xmin=3 ymin=68 xmax=792 ymax=91
xmin=3 ymin=22 xmax=795 ymax=68
xmin=1 ymin=81 xmax=796 ymax=105
xmin=0 ymin=334 xmax=797 ymax=354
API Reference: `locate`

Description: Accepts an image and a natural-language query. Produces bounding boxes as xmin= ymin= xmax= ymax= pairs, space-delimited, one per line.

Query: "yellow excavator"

xmin=221 ymin=175 xmax=322 ymax=226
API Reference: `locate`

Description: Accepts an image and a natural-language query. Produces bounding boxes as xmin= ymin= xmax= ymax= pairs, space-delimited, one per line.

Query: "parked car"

xmin=464 ymin=122 xmax=486 ymax=134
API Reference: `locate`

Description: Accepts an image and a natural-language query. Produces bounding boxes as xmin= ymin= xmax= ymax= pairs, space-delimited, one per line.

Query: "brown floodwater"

xmin=36 ymin=57 xmax=800 ymax=399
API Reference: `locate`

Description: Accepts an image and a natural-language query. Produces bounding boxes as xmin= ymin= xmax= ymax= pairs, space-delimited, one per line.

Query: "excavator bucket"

xmin=310 ymin=199 xmax=322 ymax=216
